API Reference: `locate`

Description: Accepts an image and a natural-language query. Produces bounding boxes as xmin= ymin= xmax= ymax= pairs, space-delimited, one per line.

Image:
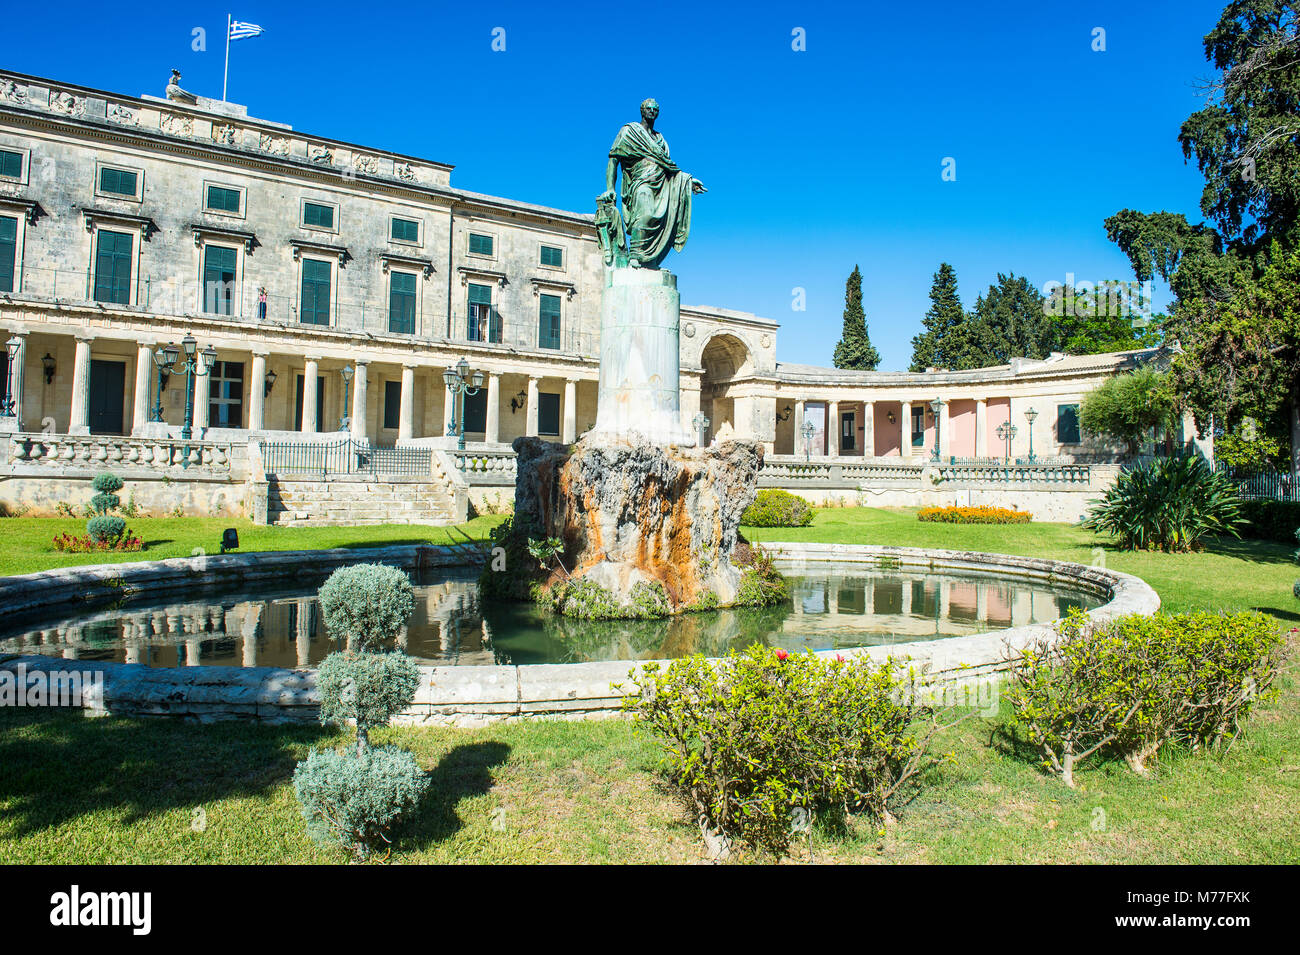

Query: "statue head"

xmin=640 ymin=98 xmax=660 ymax=122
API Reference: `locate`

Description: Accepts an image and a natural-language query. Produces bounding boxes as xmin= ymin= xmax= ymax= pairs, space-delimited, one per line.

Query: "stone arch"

xmin=699 ymin=333 xmax=753 ymax=443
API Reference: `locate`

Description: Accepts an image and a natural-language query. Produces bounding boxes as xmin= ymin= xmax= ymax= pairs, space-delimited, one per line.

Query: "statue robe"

xmin=609 ymin=122 xmax=695 ymax=269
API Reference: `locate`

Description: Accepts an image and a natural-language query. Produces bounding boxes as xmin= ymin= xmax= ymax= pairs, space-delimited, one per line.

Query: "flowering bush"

xmin=625 ymin=645 xmax=955 ymax=859
xmin=52 ymin=531 xmax=142 ymax=553
xmin=917 ymin=505 xmax=1031 ymax=524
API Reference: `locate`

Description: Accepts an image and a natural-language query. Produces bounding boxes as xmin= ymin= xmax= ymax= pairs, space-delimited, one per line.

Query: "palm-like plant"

xmin=1082 ymin=456 xmax=1243 ymax=552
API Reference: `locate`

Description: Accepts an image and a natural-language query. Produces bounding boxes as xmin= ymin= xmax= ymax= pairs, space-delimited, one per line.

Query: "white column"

xmin=350 ymin=360 xmax=368 ymax=442
xmin=192 ymin=358 xmax=210 ymax=433
xmin=398 ymin=364 xmax=415 ymax=442
xmin=443 ymin=377 xmax=455 ymax=436
xmin=249 ymin=351 xmax=267 ymax=431
xmin=937 ymin=399 xmax=949 ymax=459
xmin=900 ymin=400 xmax=912 ymax=460
xmin=130 ymin=344 xmax=151 ymax=435
xmin=4 ymin=332 xmax=26 ymax=429
xmin=526 ymin=376 xmax=539 ymax=438
xmin=69 ymin=335 xmax=92 ymax=435
xmin=975 ymin=398 xmax=988 ymax=459
xmin=485 ymin=372 xmax=500 ymax=444
xmin=302 ymin=357 xmax=319 ymax=433
xmin=562 ymin=379 xmax=578 ymax=444
xmin=828 ymin=400 xmax=839 ymax=457
xmin=794 ymin=399 xmax=805 ymax=454
xmin=864 ymin=401 xmax=875 ymax=457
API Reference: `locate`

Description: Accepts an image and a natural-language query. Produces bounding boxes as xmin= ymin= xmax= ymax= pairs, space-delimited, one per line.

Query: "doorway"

xmin=88 ymin=359 xmax=126 ymax=434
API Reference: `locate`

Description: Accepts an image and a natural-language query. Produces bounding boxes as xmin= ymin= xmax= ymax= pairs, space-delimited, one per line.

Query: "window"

xmin=462 ymin=389 xmax=487 ymax=433
xmin=302 ymin=201 xmax=335 ymax=229
xmin=1058 ymin=404 xmax=1081 ymax=445
xmin=0 ymin=215 xmax=15 ymax=294
xmin=389 ymin=271 xmax=417 ymax=334
xmin=538 ymin=392 xmax=560 ymax=436
xmin=93 ymin=229 xmax=132 ymax=304
xmin=0 ymin=149 xmax=22 ymax=180
xmin=383 ymin=379 xmax=402 ymax=430
xmin=391 ymin=217 xmax=419 ymax=243
xmin=910 ymin=405 xmax=926 ymax=448
xmin=538 ymin=293 xmax=562 ymax=350
xmin=300 ymin=258 xmax=331 ymax=325
xmin=207 ymin=361 xmax=244 ymax=428
xmin=468 ymin=232 xmax=493 ymax=256
xmin=206 ymin=185 xmax=241 ymax=214
xmin=540 ymin=245 xmax=563 ymax=268
xmin=467 ymin=283 xmax=500 ymax=343
xmin=202 ymin=245 xmax=237 ymax=315
xmin=99 ymin=167 xmax=138 ymax=197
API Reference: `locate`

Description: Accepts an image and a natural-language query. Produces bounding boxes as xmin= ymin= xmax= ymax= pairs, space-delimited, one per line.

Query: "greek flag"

xmin=229 ymin=21 xmax=263 ymax=40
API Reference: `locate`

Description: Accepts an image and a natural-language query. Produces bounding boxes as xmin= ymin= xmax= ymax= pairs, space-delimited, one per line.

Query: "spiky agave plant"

xmin=1081 ymin=456 xmax=1243 ymax=552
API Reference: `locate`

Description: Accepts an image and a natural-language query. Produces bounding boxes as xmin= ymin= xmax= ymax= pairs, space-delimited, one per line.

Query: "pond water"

xmin=0 ymin=563 xmax=1104 ymax=668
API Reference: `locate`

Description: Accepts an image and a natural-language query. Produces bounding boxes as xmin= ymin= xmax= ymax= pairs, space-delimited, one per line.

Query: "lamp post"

xmin=339 ymin=365 xmax=354 ymax=432
xmin=2 ymin=336 xmax=20 ymax=417
xmin=150 ymin=345 xmax=171 ymax=422
xmin=929 ymin=397 xmax=945 ymax=462
xmin=1024 ymin=406 xmax=1038 ymax=463
xmin=692 ymin=411 xmax=709 ymax=447
xmin=995 ymin=420 xmax=1018 ymax=463
xmin=443 ymin=356 xmax=485 ymax=451
xmin=156 ymin=334 xmax=216 ymax=468
xmin=801 ymin=418 xmax=816 ymax=461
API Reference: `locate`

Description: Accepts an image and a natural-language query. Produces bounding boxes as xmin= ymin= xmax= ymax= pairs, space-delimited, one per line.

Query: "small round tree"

xmin=85 ymin=472 xmax=126 ymax=545
xmin=317 ymin=563 xmax=414 ymax=650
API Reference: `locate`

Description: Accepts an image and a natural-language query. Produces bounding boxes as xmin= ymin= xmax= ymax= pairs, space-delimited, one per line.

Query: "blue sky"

xmin=1 ymin=0 xmax=1228 ymax=368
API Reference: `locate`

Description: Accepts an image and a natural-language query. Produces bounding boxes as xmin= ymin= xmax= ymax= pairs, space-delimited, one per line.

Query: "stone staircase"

xmin=267 ymin=474 xmax=460 ymax=526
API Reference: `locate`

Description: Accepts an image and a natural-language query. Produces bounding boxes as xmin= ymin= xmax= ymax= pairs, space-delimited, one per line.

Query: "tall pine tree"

xmin=910 ymin=263 xmax=964 ymax=371
xmin=832 ymin=265 xmax=881 ymax=370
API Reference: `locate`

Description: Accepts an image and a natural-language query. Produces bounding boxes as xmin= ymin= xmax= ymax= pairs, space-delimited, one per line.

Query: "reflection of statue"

xmin=598 ymin=99 xmax=707 ymax=270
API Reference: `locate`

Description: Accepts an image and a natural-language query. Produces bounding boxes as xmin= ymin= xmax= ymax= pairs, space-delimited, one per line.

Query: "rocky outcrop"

xmin=513 ymin=434 xmax=762 ymax=611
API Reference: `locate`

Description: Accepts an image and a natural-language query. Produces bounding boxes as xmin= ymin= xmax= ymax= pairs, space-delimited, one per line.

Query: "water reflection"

xmin=0 ymin=565 xmax=1102 ymax=668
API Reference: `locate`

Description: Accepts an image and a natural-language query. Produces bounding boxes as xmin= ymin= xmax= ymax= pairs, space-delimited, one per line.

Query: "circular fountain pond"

xmin=0 ymin=560 xmax=1106 ymax=669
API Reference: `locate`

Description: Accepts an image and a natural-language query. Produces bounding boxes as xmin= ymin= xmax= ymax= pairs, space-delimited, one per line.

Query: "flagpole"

xmin=222 ymin=14 xmax=231 ymax=101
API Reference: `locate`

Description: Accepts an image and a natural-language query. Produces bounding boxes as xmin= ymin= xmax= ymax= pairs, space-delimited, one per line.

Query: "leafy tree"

xmin=1044 ymin=281 xmax=1165 ymax=354
xmin=1079 ymin=366 xmax=1179 ymax=455
xmin=910 ymin=263 xmax=964 ymax=371
xmin=832 ymin=265 xmax=881 ymax=370
xmin=948 ymin=273 xmax=1054 ymax=369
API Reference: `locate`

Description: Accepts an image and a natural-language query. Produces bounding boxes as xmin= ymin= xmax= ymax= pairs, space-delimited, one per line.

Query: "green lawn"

xmin=0 ymin=515 xmax=506 ymax=577
xmin=1 ymin=507 xmax=1297 ymax=864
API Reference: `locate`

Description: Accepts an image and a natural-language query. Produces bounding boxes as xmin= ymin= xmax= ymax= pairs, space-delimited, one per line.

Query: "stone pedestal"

xmin=590 ymin=266 xmax=693 ymax=446
xmin=513 ymin=435 xmax=762 ymax=609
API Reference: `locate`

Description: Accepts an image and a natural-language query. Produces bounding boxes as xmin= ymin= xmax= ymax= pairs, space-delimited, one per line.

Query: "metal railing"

xmin=261 ymin=438 xmax=431 ymax=479
xmin=1216 ymin=464 xmax=1300 ymax=502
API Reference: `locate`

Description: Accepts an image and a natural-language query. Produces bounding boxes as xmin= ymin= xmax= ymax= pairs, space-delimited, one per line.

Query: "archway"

xmin=699 ymin=333 xmax=752 ymax=444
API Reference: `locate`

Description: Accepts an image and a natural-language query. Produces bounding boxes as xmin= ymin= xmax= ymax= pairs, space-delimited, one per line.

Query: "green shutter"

xmin=469 ymin=233 xmax=493 ymax=256
xmin=300 ymin=258 xmax=331 ymax=325
xmin=541 ymin=245 xmax=563 ymax=268
xmin=303 ymin=202 xmax=334 ymax=229
xmin=100 ymin=167 xmax=137 ymax=197
xmin=206 ymin=185 xmax=241 ymax=213
xmin=203 ymin=245 xmax=238 ymax=315
xmin=0 ymin=150 xmax=22 ymax=179
xmin=389 ymin=271 xmax=417 ymax=334
xmin=539 ymin=293 xmax=562 ymax=349
xmin=0 ymin=216 xmax=15 ymax=294
xmin=93 ymin=229 xmax=132 ymax=304
xmin=383 ymin=379 xmax=402 ymax=430
xmin=1058 ymin=404 xmax=1081 ymax=445
xmin=391 ymin=217 xmax=419 ymax=242
xmin=538 ymin=393 xmax=560 ymax=435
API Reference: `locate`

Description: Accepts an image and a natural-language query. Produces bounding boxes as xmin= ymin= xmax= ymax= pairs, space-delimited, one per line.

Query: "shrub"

xmin=317 ymin=563 xmax=414 ymax=649
xmin=316 ymin=650 xmax=420 ymax=755
xmin=85 ymin=515 xmax=127 ymax=544
xmin=293 ymin=746 xmax=429 ymax=860
xmin=1004 ymin=609 xmax=1286 ymax=787
xmin=733 ymin=543 xmax=788 ymax=608
xmin=626 ymin=646 xmax=953 ymax=859
xmin=555 ymin=578 xmax=623 ymax=620
xmin=686 ymin=589 xmax=720 ymax=612
xmin=918 ymin=505 xmax=1031 ymax=524
xmin=1239 ymin=499 xmax=1300 ymax=542
xmin=1081 ymin=456 xmax=1243 ymax=552
xmin=479 ymin=516 xmax=539 ymax=600
xmin=741 ymin=489 xmax=815 ymax=528
xmin=1078 ymin=366 xmax=1177 ymax=454
xmin=628 ymin=580 xmax=671 ymax=619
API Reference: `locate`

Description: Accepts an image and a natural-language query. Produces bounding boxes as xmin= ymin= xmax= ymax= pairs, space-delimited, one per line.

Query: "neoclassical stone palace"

xmin=0 ymin=69 xmax=1191 ymax=523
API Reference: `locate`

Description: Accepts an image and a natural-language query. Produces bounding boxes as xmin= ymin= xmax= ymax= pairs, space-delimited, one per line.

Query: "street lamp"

xmin=1024 ymin=407 xmax=1038 ymax=463
xmin=2 ymin=336 xmax=20 ymax=417
xmin=929 ymin=397 xmax=946 ymax=462
xmin=443 ymin=357 xmax=485 ymax=451
xmin=339 ymin=365 xmax=354 ymax=432
xmin=150 ymin=344 xmax=173 ymax=422
xmin=801 ymin=418 xmax=816 ymax=461
xmin=155 ymin=334 xmax=216 ymax=467
xmin=692 ymin=411 xmax=710 ymax=447
xmin=995 ymin=420 xmax=1018 ymax=463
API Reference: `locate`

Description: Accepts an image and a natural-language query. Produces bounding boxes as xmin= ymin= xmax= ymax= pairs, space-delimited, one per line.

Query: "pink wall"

xmin=987 ymin=397 xmax=1011 ymax=458
xmin=874 ymin=401 xmax=902 ymax=456
xmin=949 ymin=399 xmax=976 ymax=457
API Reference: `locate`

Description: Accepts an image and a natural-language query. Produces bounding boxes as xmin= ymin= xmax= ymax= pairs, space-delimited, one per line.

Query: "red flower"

xmin=775 ymin=648 xmax=789 ymax=661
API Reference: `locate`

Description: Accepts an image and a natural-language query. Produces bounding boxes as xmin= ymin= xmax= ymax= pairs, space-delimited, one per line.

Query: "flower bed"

xmin=917 ymin=505 xmax=1031 ymax=524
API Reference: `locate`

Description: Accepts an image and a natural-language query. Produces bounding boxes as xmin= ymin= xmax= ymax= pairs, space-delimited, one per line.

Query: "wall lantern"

xmin=510 ymin=389 xmax=527 ymax=414
xmin=41 ymin=353 xmax=55 ymax=385
xmin=775 ymin=404 xmax=792 ymax=422
xmin=264 ymin=369 xmax=277 ymax=397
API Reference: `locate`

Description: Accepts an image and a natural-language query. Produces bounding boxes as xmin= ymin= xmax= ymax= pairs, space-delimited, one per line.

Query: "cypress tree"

xmin=832 ymin=265 xmax=881 ymax=370
xmin=910 ymin=262 xmax=964 ymax=371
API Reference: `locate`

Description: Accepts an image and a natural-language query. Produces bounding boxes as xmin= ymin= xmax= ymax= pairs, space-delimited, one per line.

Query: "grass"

xmin=1 ymin=506 xmax=1297 ymax=864
xmin=0 ymin=515 xmax=506 ymax=577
